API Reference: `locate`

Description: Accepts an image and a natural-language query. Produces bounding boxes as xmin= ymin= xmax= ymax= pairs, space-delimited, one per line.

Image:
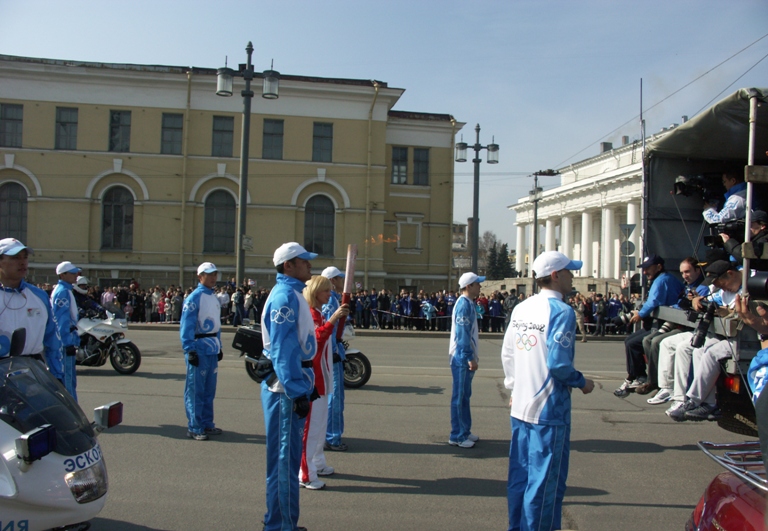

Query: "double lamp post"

xmin=455 ymin=124 xmax=499 ymax=274
xmin=216 ymin=42 xmax=280 ymax=287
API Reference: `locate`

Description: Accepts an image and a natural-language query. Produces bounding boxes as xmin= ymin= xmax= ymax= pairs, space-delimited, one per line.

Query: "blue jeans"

xmin=449 ymin=362 xmax=474 ymax=443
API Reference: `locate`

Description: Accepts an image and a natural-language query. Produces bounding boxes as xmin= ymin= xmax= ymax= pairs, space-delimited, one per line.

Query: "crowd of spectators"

xmin=33 ymin=276 xmax=646 ymax=336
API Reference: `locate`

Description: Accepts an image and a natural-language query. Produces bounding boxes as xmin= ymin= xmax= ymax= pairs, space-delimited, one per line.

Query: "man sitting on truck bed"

xmin=669 ymin=259 xmax=748 ymax=422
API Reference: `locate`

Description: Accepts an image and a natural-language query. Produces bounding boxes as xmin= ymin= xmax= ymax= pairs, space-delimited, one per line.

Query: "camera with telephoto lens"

xmin=611 ymin=312 xmax=633 ymax=327
xmin=690 ymin=300 xmax=717 ymax=349
xmin=703 ymin=220 xmax=746 ymax=249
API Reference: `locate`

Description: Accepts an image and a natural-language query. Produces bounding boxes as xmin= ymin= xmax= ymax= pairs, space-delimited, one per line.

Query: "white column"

xmin=515 ymin=224 xmax=525 ymax=274
xmin=561 ymin=216 xmax=573 ymax=259
xmin=627 ymin=202 xmax=640 ymax=265
xmin=581 ymin=211 xmax=592 ymax=277
xmin=545 ymin=219 xmax=556 ymax=252
xmin=601 ymin=207 xmax=614 ymax=278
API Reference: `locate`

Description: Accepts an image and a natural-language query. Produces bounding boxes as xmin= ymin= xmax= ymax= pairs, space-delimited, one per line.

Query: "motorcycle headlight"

xmin=65 ymin=458 xmax=108 ymax=503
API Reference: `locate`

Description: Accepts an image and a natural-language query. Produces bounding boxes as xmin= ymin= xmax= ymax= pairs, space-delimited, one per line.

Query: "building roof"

xmin=0 ymin=53 xmax=392 ymax=89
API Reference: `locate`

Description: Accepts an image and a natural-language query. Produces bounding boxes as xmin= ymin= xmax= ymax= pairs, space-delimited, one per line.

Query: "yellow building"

xmin=0 ymin=54 xmax=462 ymax=292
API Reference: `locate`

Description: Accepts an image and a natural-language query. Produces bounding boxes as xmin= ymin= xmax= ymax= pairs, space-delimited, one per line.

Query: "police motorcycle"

xmin=76 ymin=308 xmax=141 ymax=375
xmin=233 ymin=322 xmax=371 ymax=389
xmin=0 ymin=329 xmax=124 ymax=531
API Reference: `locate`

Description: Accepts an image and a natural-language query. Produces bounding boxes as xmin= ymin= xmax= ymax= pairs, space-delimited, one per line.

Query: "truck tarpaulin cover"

xmin=643 ymin=88 xmax=768 ymax=264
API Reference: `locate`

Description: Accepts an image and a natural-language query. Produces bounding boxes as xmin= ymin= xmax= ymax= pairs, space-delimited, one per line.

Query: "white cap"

xmin=531 ymin=251 xmax=582 ymax=278
xmin=273 ymin=242 xmax=318 ymax=266
xmin=321 ymin=266 xmax=345 ymax=279
xmin=458 ymin=272 xmax=486 ymax=289
xmin=56 ymin=261 xmax=81 ymax=275
xmin=75 ymin=275 xmax=89 ymax=286
xmin=197 ymin=262 xmax=218 ymax=275
xmin=0 ymin=238 xmax=29 ymax=256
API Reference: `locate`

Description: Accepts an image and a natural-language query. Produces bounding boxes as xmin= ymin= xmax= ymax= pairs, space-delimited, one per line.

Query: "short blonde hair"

xmin=303 ymin=275 xmax=332 ymax=309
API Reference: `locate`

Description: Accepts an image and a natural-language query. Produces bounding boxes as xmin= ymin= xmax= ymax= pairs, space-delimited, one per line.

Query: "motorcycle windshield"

xmin=0 ymin=356 xmax=96 ymax=456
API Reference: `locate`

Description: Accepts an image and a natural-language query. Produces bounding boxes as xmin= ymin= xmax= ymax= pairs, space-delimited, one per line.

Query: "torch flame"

xmin=366 ymin=234 xmax=399 ymax=245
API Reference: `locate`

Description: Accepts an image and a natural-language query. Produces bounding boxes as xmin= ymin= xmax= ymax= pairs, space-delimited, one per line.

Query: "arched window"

xmin=0 ymin=182 xmax=27 ymax=242
xmin=204 ymin=190 xmax=236 ymax=253
xmin=101 ymin=186 xmax=134 ymax=250
xmin=304 ymin=195 xmax=335 ymax=256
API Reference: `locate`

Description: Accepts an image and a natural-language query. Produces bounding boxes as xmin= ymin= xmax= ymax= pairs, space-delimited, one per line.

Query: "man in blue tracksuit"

xmin=0 ymin=238 xmax=64 ymax=382
xmin=261 ymin=242 xmax=318 ymax=531
xmin=614 ymin=254 xmax=684 ymax=397
xmin=502 ymin=251 xmax=595 ymax=531
xmin=448 ymin=272 xmax=484 ymax=448
xmin=321 ymin=266 xmax=348 ymax=452
xmin=180 ymin=262 xmax=223 ymax=441
xmin=702 ymin=170 xmax=747 ymax=225
xmin=51 ymin=260 xmax=82 ymax=401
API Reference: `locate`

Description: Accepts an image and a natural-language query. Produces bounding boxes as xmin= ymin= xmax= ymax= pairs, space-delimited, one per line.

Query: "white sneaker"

xmin=647 ymin=389 xmax=672 ymax=405
xmin=628 ymin=377 xmax=647 ymax=389
xmin=457 ymin=439 xmax=475 ymax=448
xmin=300 ymin=480 xmax=326 ymax=490
xmin=316 ymin=466 xmax=335 ymax=476
xmin=467 ymin=433 xmax=479 ymax=443
xmin=665 ymin=401 xmax=684 ymax=417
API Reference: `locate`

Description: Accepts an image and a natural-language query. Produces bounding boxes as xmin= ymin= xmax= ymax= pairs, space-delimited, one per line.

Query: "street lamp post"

xmin=529 ymin=169 xmax=559 ymax=291
xmin=455 ymin=124 xmax=499 ymax=274
xmin=216 ymin=42 xmax=280 ymax=287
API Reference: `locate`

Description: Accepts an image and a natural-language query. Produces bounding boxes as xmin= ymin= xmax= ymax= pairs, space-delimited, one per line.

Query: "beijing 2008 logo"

xmin=515 ymin=333 xmax=537 ymax=351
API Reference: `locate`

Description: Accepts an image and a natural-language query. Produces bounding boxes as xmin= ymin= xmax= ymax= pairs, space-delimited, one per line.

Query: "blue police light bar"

xmin=16 ymin=424 xmax=57 ymax=464
xmin=94 ymin=401 xmax=123 ymax=431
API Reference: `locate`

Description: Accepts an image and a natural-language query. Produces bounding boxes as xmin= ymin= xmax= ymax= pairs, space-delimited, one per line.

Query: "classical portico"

xmin=511 ymin=140 xmax=646 ymax=283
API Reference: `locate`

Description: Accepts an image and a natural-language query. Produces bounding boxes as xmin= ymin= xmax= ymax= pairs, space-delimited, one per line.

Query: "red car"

xmin=686 ymin=441 xmax=767 ymax=531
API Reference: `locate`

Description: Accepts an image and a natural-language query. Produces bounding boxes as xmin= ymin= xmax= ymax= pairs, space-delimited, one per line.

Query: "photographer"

xmin=721 ymin=210 xmax=768 ymax=271
xmin=614 ymin=255 xmax=683 ymax=397
xmin=703 ymin=170 xmax=747 ymax=225
xmin=669 ymin=259 xmax=748 ymax=422
xmin=641 ymin=257 xmax=711 ymax=402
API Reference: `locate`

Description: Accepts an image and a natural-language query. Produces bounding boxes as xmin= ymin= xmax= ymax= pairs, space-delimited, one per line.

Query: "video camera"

xmin=673 ymin=174 xmax=725 ymax=205
xmin=703 ymin=220 xmax=746 ymax=249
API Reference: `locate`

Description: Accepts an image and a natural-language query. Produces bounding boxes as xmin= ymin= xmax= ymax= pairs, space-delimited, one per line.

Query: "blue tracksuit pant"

xmin=183 ymin=353 xmax=218 ymax=434
xmin=326 ymin=359 xmax=345 ymax=445
xmin=262 ymin=386 xmax=305 ymax=531
xmin=63 ymin=353 xmax=77 ymax=402
xmin=507 ymin=417 xmax=570 ymax=531
xmin=449 ymin=363 xmax=474 ymax=443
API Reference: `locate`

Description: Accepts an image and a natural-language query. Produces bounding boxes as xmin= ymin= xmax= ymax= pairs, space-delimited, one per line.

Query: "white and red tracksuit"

xmin=299 ymin=307 xmax=334 ymax=483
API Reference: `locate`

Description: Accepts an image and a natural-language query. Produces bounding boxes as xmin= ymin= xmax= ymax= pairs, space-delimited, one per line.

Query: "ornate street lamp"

xmin=454 ymin=124 xmax=499 ymax=274
xmin=215 ymin=42 xmax=280 ymax=286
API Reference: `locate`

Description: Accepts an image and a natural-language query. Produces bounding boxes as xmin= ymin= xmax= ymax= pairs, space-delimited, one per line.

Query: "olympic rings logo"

xmin=554 ymin=331 xmax=573 ymax=348
xmin=515 ymin=333 xmax=537 ymax=351
xmin=456 ymin=315 xmax=472 ymax=326
xmin=183 ymin=302 xmax=197 ymax=313
xmin=271 ymin=306 xmax=296 ymax=324
xmin=55 ymin=298 xmax=70 ymax=308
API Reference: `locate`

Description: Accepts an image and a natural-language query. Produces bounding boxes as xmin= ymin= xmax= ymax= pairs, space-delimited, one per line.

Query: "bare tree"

xmin=478 ymin=231 xmax=499 ymax=274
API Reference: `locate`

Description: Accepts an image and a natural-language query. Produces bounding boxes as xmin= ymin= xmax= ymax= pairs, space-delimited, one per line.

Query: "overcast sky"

xmin=2 ymin=0 xmax=767 ymax=248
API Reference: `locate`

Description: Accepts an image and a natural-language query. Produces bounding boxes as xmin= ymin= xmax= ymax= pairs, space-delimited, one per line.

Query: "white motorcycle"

xmin=0 ymin=329 xmax=123 ymax=531
xmin=77 ymin=310 xmax=141 ymax=375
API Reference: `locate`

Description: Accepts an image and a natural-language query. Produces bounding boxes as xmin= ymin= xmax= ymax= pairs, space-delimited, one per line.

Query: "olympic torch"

xmin=338 ymin=244 xmax=357 ymax=339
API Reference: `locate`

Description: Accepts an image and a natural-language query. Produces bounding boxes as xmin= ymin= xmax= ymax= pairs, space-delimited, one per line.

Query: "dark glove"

xmin=65 ymin=345 xmax=77 ymax=357
xmin=217 ymin=351 xmax=223 ymax=361
xmin=309 ymin=387 xmax=320 ymax=401
xmin=293 ymin=396 xmax=311 ymax=419
xmin=188 ymin=351 xmax=199 ymax=367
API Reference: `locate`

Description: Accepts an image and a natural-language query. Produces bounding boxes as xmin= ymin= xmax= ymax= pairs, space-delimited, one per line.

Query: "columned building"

xmin=510 ymin=129 xmax=677 ymax=293
xmin=0 ymin=54 xmax=463 ymax=292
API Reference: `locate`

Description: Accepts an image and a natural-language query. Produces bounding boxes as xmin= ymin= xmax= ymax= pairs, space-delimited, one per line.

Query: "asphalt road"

xmin=73 ymin=328 xmax=748 ymax=531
